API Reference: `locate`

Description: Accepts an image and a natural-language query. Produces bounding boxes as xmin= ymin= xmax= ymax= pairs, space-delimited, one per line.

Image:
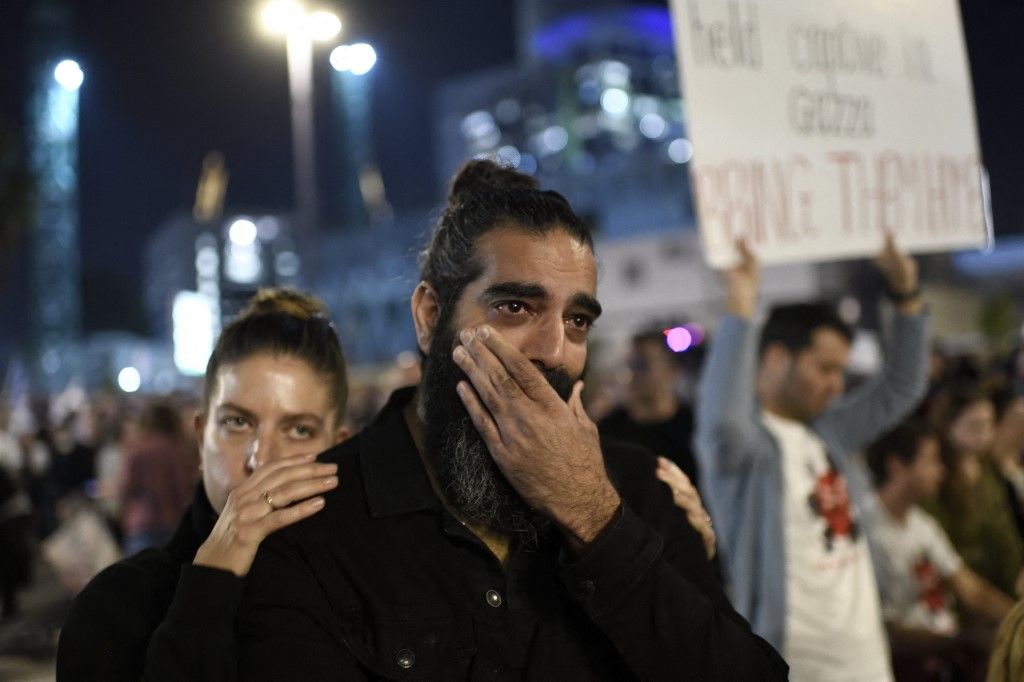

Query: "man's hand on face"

xmin=453 ymin=325 xmax=621 ymax=553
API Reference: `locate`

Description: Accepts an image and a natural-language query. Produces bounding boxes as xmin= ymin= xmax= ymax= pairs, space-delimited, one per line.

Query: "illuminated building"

xmin=436 ymin=4 xmax=696 ymax=240
xmin=143 ymin=211 xmax=302 ymax=378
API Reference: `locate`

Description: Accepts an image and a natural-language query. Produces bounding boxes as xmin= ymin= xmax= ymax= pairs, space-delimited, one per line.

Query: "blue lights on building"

xmin=530 ymin=8 xmax=676 ymax=62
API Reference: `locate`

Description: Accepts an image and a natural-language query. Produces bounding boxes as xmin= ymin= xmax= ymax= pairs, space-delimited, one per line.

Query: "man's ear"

xmin=411 ymin=281 xmax=440 ymax=355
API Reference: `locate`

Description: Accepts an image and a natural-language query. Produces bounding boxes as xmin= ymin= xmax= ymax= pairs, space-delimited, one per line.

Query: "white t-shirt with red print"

xmin=864 ymin=502 xmax=962 ymax=635
xmin=761 ymin=410 xmax=893 ymax=682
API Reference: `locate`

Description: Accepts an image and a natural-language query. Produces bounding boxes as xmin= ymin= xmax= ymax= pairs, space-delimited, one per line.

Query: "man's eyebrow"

xmin=571 ymin=292 xmax=602 ymax=319
xmin=479 ymin=281 xmax=602 ymax=318
xmin=479 ymin=281 xmax=548 ymax=302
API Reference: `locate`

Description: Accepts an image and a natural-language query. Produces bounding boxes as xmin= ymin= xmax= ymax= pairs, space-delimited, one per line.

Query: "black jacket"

xmin=56 ymin=485 xmax=244 ymax=680
xmin=235 ymin=387 xmax=787 ymax=680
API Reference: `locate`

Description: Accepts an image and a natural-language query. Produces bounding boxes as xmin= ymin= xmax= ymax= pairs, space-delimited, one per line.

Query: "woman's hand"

xmin=193 ymin=453 xmax=338 ymax=577
xmin=656 ymin=457 xmax=716 ymax=560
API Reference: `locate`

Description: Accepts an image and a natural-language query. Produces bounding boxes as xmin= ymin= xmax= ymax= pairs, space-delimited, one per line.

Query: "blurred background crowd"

xmin=1 ymin=0 xmax=1023 ymax=678
xmin=2 ymin=326 xmax=1024 ymax=677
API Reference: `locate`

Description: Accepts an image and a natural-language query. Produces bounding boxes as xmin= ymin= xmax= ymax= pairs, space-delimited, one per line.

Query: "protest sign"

xmin=669 ymin=0 xmax=990 ymax=267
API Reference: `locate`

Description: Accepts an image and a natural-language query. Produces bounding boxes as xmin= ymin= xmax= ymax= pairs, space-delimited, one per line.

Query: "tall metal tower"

xmin=26 ymin=0 xmax=83 ymax=391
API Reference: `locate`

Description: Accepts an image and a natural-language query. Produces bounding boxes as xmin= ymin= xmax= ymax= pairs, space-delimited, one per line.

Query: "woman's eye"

xmin=290 ymin=424 xmax=317 ymax=439
xmin=220 ymin=416 xmax=249 ymax=431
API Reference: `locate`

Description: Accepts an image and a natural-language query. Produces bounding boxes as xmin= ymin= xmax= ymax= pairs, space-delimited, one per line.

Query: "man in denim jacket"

xmin=696 ymin=237 xmax=929 ymax=680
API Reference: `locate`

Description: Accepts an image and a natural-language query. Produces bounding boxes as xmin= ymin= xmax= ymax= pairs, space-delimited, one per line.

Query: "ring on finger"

xmin=261 ymin=490 xmax=277 ymax=510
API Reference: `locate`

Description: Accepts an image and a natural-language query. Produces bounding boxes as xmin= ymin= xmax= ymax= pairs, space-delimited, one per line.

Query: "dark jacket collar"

xmin=166 ymin=482 xmax=217 ymax=563
xmin=359 ymin=386 xmax=442 ymax=519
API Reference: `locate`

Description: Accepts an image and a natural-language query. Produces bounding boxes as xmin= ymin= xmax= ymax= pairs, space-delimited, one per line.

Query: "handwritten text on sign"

xmin=669 ymin=0 xmax=988 ymax=267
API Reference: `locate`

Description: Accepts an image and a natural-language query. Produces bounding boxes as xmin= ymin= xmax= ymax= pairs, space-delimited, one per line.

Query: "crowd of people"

xmin=0 ymin=159 xmax=1021 ymax=679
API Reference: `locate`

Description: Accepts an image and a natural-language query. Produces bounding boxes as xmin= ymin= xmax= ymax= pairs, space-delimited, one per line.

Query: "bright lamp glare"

xmin=664 ymin=327 xmax=693 ymax=353
xmin=668 ymin=138 xmax=695 ymax=164
xmin=639 ymin=113 xmax=667 ymax=139
xmin=173 ymin=291 xmax=216 ymax=375
xmin=600 ymin=88 xmax=630 ymax=116
xmin=304 ymin=11 xmax=341 ymax=41
xmin=117 ymin=367 xmax=142 ymax=393
xmin=331 ymin=43 xmax=376 ymax=75
xmin=53 ymin=60 xmax=84 ymax=91
xmin=228 ymin=219 xmax=258 ymax=246
xmin=260 ymin=0 xmax=305 ymax=35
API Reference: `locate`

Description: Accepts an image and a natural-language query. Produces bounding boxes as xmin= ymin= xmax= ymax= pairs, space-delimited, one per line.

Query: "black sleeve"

xmin=56 ymin=552 xmax=176 ymax=681
xmin=235 ymin=534 xmax=371 ymax=680
xmin=141 ymin=564 xmax=246 ymax=682
xmin=559 ymin=445 xmax=789 ymax=680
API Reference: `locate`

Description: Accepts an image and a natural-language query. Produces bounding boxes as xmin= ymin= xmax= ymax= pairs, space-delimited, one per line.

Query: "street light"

xmin=258 ymin=1 xmax=342 ymax=235
xmin=329 ymin=42 xmax=384 ymax=226
xmin=329 ymin=43 xmax=376 ymax=76
xmin=53 ymin=59 xmax=84 ymax=91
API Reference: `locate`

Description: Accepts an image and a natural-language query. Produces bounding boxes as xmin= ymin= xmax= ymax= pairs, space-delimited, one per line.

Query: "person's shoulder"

xmin=67 ymin=547 xmax=180 ymax=618
xmin=317 ymin=433 xmax=361 ymax=467
xmin=597 ymin=407 xmax=630 ymax=430
xmin=600 ymin=435 xmax=716 ymax=579
xmin=58 ymin=548 xmax=182 ymax=675
xmin=287 ymin=433 xmax=372 ymax=536
xmin=601 ymin=434 xmax=656 ymax=467
xmin=600 ymin=436 xmax=671 ymax=517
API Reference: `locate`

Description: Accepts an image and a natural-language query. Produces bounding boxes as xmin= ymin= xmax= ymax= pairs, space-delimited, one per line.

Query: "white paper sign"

xmin=669 ymin=0 xmax=990 ymax=268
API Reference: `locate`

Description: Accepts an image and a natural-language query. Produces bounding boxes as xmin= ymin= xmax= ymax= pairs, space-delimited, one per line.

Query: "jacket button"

xmin=578 ymin=580 xmax=596 ymax=597
xmin=396 ymin=648 xmax=415 ymax=669
xmin=485 ymin=589 xmax=503 ymax=607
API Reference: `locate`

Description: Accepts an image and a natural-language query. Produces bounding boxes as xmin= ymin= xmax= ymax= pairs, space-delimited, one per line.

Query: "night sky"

xmin=0 ymin=0 xmax=1022 ymax=355
xmin=0 ymin=0 xmax=519 ymax=343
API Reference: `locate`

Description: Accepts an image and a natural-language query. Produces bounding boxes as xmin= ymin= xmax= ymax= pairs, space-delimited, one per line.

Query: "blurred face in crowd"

xmin=947 ymin=399 xmax=996 ymax=457
xmin=996 ymin=397 xmax=1024 ymax=455
xmin=196 ymin=353 xmax=345 ymax=513
xmin=764 ymin=327 xmax=850 ymax=423
xmin=628 ymin=338 xmax=678 ymax=406
xmin=903 ymin=435 xmax=945 ymax=501
xmin=413 ymin=226 xmax=599 ymax=535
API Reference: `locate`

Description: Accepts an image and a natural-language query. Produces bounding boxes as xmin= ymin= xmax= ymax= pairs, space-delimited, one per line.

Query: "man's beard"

xmin=420 ymin=317 xmax=576 ymax=545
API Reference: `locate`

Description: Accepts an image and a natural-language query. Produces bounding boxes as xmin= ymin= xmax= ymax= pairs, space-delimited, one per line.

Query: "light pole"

xmin=329 ymin=43 xmax=383 ymax=226
xmin=259 ymin=0 xmax=341 ymax=235
xmin=28 ymin=52 xmax=84 ymax=390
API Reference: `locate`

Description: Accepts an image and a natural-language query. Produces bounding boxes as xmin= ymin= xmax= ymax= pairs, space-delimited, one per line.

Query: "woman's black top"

xmin=56 ymin=485 xmax=244 ymax=681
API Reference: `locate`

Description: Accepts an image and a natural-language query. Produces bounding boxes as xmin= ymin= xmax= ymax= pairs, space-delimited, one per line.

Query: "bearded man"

xmin=232 ymin=161 xmax=787 ymax=680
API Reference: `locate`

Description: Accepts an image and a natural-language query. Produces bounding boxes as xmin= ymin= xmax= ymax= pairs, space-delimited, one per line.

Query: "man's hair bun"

xmin=239 ymin=288 xmax=327 ymax=321
xmin=447 ymin=159 xmax=539 ymax=205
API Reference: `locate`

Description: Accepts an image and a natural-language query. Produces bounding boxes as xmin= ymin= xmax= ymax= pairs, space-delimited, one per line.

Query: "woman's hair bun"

xmin=239 ymin=288 xmax=327 ymax=321
xmin=447 ymin=159 xmax=538 ymax=204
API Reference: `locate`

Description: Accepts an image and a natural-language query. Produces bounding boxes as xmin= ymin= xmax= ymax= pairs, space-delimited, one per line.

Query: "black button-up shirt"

xmin=237 ymin=388 xmax=787 ymax=680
